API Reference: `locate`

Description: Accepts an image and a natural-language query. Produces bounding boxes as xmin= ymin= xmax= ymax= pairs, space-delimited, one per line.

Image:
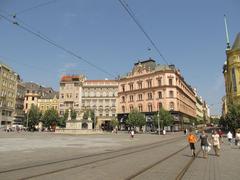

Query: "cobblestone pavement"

xmin=183 ymin=137 xmax=240 ymax=180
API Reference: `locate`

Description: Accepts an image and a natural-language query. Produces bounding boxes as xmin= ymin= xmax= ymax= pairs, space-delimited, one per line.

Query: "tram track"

xmin=0 ymin=136 xmax=184 ymax=180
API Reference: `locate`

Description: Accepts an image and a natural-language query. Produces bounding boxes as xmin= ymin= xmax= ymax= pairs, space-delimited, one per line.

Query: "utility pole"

xmin=157 ymin=111 xmax=160 ymax=135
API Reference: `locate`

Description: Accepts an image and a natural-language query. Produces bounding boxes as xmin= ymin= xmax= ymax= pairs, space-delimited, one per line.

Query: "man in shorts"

xmin=187 ymin=129 xmax=197 ymax=157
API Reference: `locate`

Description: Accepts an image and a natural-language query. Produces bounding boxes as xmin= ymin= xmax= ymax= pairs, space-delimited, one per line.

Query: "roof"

xmin=40 ymin=91 xmax=59 ymax=99
xmin=60 ymin=75 xmax=85 ymax=82
xmin=231 ymin=32 xmax=240 ymax=51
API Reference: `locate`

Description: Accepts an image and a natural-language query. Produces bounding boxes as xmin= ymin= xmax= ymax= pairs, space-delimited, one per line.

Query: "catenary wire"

xmin=118 ymin=0 xmax=169 ymax=65
xmin=0 ymin=13 xmax=115 ymax=78
xmin=12 ymin=0 xmax=58 ymax=16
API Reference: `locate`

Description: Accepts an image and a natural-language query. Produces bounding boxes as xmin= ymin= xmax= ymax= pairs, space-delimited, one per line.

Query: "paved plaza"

xmin=0 ymin=131 xmax=239 ymax=180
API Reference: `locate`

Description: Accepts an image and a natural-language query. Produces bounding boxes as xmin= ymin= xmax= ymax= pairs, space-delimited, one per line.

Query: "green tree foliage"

xmin=58 ymin=110 xmax=68 ymax=128
xmin=24 ymin=104 xmax=42 ymax=130
xmin=153 ymin=108 xmax=174 ymax=128
xmin=110 ymin=117 xmax=119 ymax=128
xmin=126 ymin=108 xmax=146 ymax=128
xmin=42 ymin=108 xmax=59 ymax=128
xmin=223 ymin=104 xmax=240 ymax=131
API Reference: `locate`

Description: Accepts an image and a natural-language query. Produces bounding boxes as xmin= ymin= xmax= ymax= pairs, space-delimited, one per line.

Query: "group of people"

xmin=187 ymin=129 xmax=223 ymax=158
xmin=227 ymin=130 xmax=240 ymax=147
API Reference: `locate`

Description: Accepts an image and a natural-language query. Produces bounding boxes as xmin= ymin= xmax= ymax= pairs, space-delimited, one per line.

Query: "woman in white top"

xmin=212 ymin=130 xmax=220 ymax=156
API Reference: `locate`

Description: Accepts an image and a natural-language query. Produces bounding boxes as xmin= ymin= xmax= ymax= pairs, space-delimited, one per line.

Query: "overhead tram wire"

xmin=12 ymin=0 xmax=58 ymax=16
xmin=0 ymin=13 xmax=115 ymax=77
xmin=117 ymin=0 xmax=169 ymax=65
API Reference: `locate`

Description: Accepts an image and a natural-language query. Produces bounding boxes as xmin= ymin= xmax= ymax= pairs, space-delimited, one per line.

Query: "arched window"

xmin=169 ymin=102 xmax=174 ymax=110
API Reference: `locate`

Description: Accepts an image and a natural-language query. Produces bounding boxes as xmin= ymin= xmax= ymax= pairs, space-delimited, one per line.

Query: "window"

xmin=130 ymin=95 xmax=134 ymax=102
xmin=148 ymin=104 xmax=152 ymax=112
xmin=138 ymin=94 xmax=142 ymax=101
xmin=122 ymin=96 xmax=125 ymax=103
xmin=158 ymin=78 xmax=162 ymax=86
xmin=169 ymin=102 xmax=174 ymax=110
xmin=122 ymin=106 xmax=125 ymax=113
xmin=158 ymin=91 xmax=162 ymax=99
xmin=169 ymin=91 xmax=174 ymax=98
xmin=32 ymin=97 xmax=35 ymax=101
xmin=138 ymin=105 xmax=143 ymax=112
xmin=122 ymin=85 xmax=125 ymax=92
xmin=130 ymin=105 xmax=133 ymax=111
xmin=158 ymin=102 xmax=163 ymax=109
xmin=147 ymin=80 xmax=152 ymax=88
xmin=148 ymin=93 xmax=152 ymax=100
xmin=129 ymin=83 xmax=133 ymax=91
xmin=138 ymin=82 xmax=142 ymax=89
xmin=76 ymin=93 xmax=78 ymax=98
xmin=169 ymin=78 xmax=173 ymax=86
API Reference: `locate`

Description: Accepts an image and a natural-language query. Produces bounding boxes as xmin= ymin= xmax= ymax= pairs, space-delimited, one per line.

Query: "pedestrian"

xmin=187 ymin=129 xmax=197 ymax=157
xmin=227 ymin=131 xmax=233 ymax=145
xmin=130 ymin=130 xmax=134 ymax=138
xmin=235 ymin=130 xmax=240 ymax=148
xmin=218 ymin=129 xmax=224 ymax=143
xmin=212 ymin=130 xmax=220 ymax=156
xmin=200 ymin=130 xmax=209 ymax=159
xmin=163 ymin=129 xmax=166 ymax=135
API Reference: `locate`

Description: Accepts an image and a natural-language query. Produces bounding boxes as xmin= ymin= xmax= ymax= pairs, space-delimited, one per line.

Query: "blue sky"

xmin=0 ymin=0 xmax=239 ymax=115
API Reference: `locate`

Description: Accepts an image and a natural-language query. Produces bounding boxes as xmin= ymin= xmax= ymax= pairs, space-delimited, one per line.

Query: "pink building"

xmin=118 ymin=59 xmax=196 ymax=130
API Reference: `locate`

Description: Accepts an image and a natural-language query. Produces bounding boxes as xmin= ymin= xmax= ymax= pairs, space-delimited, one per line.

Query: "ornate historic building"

xmin=118 ymin=59 xmax=196 ymax=131
xmin=13 ymin=76 xmax=25 ymax=125
xmin=0 ymin=61 xmax=18 ymax=126
xmin=59 ymin=75 xmax=85 ymax=116
xmin=82 ymin=80 xmax=118 ymax=129
xmin=23 ymin=82 xmax=54 ymax=113
xmin=59 ymin=75 xmax=118 ymax=129
xmin=223 ymin=32 xmax=240 ymax=112
xmin=38 ymin=92 xmax=59 ymax=113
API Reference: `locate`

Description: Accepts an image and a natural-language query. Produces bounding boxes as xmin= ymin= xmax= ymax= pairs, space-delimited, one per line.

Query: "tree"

xmin=23 ymin=104 xmax=42 ymax=130
xmin=224 ymin=103 xmax=240 ymax=132
xmin=126 ymin=108 xmax=146 ymax=129
xmin=153 ymin=108 xmax=174 ymax=129
xmin=42 ymin=108 xmax=59 ymax=129
xmin=110 ymin=117 xmax=119 ymax=129
xmin=58 ymin=110 xmax=68 ymax=128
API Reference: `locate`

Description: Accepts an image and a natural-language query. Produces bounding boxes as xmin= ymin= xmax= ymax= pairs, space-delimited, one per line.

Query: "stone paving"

xmin=183 ymin=137 xmax=240 ymax=180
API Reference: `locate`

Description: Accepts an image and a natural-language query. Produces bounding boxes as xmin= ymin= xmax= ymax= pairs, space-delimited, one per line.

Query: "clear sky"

xmin=0 ymin=0 xmax=239 ymax=115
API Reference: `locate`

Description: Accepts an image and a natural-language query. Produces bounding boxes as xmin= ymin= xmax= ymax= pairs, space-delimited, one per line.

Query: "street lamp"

xmin=157 ymin=111 xmax=160 ymax=135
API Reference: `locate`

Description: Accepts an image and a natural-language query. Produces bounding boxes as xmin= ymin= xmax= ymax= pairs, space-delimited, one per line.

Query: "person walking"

xmin=227 ymin=131 xmax=233 ymax=145
xmin=235 ymin=130 xmax=240 ymax=148
xmin=212 ymin=130 xmax=220 ymax=156
xmin=187 ymin=129 xmax=197 ymax=157
xmin=130 ymin=130 xmax=134 ymax=138
xmin=200 ymin=130 xmax=209 ymax=159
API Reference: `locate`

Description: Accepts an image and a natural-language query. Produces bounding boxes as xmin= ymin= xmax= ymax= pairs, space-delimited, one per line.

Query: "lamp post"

xmin=157 ymin=111 xmax=160 ymax=135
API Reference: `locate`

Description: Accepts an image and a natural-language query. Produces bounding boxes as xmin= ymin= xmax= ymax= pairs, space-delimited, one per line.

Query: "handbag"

xmin=207 ymin=146 xmax=211 ymax=152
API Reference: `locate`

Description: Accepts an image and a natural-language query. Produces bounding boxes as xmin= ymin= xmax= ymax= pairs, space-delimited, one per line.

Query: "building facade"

xmin=59 ymin=75 xmax=118 ymax=130
xmin=59 ymin=75 xmax=85 ymax=116
xmin=118 ymin=59 xmax=196 ymax=131
xmin=38 ymin=92 xmax=59 ymax=113
xmin=82 ymin=80 xmax=118 ymax=129
xmin=13 ymin=76 xmax=25 ymax=125
xmin=23 ymin=82 xmax=54 ymax=113
xmin=0 ymin=61 xmax=18 ymax=126
xmin=223 ymin=32 xmax=240 ymax=112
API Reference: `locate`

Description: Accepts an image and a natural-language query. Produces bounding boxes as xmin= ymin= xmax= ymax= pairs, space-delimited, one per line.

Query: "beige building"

xmin=82 ymin=80 xmax=118 ymax=129
xmin=0 ymin=61 xmax=18 ymax=126
xmin=59 ymin=75 xmax=118 ymax=130
xmin=59 ymin=75 xmax=85 ymax=116
xmin=13 ymin=76 xmax=25 ymax=125
xmin=23 ymin=82 xmax=54 ymax=113
xmin=38 ymin=92 xmax=59 ymax=113
xmin=118 ymin=59 xmax=196 ymax=130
